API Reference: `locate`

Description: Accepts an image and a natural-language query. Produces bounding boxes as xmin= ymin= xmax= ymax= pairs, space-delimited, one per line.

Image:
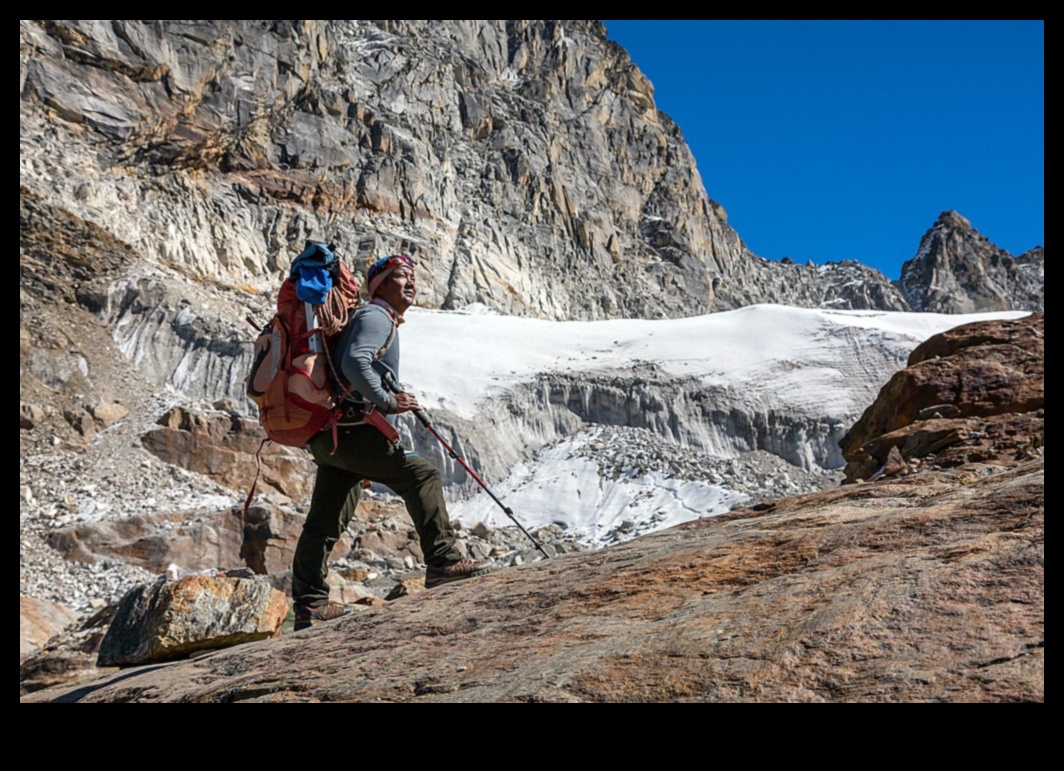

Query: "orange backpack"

xmin=246 ymin=242 xmax=361 ymax=448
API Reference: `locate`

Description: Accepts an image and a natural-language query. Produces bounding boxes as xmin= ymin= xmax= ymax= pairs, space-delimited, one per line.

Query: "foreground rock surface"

xmin=96 ymin=575 xmax=289 ymax=667
xmin=20 ymin=607 xmax=117 ymax=695
xmin=24 ymin=455 xmax=1043 ymax=702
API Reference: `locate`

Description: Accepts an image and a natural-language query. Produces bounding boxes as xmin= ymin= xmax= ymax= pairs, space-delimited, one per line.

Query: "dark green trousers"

xmin=292 ymin=425 xmax=462 ymax=607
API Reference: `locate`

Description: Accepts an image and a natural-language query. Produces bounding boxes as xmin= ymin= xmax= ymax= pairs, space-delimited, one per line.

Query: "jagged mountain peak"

xmin=934 ymin=209 xmax=972 ymax=231
xmin=899 ymin=209 xmax=1044 ymax=314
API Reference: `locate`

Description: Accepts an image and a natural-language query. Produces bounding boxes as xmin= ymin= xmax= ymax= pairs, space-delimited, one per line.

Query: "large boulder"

xmin=47 ymin=503 xmax=307 ymax=578
xmin=841 ymin=314 xmax=1043 ymax=482
xmin=97 ymin=575 xmax=289 ymax=667
xmin=141 ymin=405 xmax=315 ymax=501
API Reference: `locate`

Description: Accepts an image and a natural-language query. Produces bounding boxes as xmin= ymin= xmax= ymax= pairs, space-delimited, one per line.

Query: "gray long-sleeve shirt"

xmin=333 ymin=302 xmax=399 ymax=413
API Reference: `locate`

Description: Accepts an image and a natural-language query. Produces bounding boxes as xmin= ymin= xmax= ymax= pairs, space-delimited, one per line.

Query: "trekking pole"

xmin=382 ymin=371 xmax=551 ymax=560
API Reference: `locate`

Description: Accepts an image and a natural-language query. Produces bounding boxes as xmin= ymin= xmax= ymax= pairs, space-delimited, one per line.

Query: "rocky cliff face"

xmin=21 ymin=20 xmax=1040 ymax=325
xmin=20 ymin=19 xmax=731 ymax=321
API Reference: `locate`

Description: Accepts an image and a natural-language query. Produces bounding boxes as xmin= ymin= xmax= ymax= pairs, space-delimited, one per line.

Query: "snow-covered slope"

xmin=403 ymin=303 xmax=1016 ymax=417
xmin=387 ymin=304 xmax=1029 ymax=545
xmin=86 ymin=291 xmax=1035 ymax=547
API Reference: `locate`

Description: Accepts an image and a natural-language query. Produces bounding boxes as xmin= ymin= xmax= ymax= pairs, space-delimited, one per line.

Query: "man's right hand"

xmin=393 ymin=392 xmax=421 ymax=414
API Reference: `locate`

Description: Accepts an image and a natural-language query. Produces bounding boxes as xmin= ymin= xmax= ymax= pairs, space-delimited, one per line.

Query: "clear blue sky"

xmin=602 ymin=20 xmax=1044 ymax=279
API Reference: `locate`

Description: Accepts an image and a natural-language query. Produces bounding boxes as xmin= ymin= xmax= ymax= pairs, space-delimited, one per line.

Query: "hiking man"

xmin=291 ymin=254 xmax=489 ymax=630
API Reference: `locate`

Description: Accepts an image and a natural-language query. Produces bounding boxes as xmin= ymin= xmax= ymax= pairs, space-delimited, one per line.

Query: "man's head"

xmin=367 ymin=254 xmax=417 ymax=312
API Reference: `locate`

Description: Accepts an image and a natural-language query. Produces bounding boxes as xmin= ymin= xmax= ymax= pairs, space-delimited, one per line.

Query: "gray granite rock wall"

xmin=28 ymin=20 xmax=1029 ymax=327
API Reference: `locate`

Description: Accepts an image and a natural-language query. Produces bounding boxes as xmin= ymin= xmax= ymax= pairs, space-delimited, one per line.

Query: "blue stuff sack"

xmin=290 ymin=242 xmax=338 ymax=304
xmin=294 ymin=264 xmax=332 ymax=304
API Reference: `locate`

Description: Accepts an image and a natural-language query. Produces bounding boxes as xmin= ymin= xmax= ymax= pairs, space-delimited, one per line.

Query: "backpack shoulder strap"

xmin=354 ymin=302 xmax=397 ymax=361
xmin=375 ymin=316 xmax=397 ymax=361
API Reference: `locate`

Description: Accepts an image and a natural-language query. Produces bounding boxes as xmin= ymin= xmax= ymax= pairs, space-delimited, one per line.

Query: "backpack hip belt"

xmin=335 ymin=401 xmax=401 ymax=444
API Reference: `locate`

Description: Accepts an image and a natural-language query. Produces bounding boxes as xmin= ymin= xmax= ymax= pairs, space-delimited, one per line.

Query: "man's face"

xmin=377 ymin=266 xmax=417 ymax=312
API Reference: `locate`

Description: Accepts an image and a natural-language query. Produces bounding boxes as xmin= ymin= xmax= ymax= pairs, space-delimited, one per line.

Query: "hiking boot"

xmin=293 ymin=602 xmax=351 ymax=632
xmin=424 ymin=558 xmax=493 ymax=589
